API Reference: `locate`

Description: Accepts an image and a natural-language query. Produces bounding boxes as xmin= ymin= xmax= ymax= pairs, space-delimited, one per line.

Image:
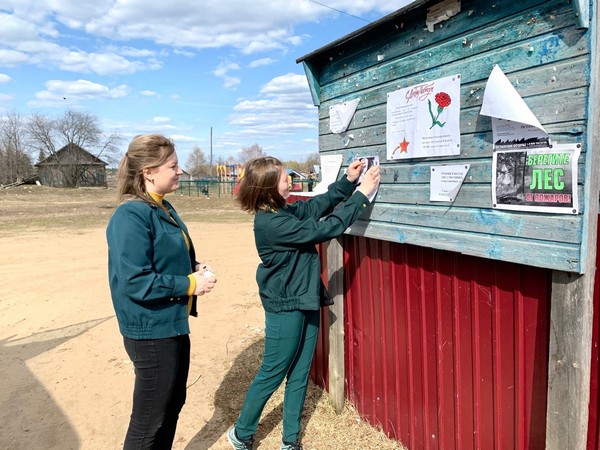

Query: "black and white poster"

xmin=492 ymin=144 xmax=580 ymax=214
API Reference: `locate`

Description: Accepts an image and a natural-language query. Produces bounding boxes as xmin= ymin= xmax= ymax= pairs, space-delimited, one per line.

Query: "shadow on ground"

xmin=185 ymin=338 xmax=324 ymax=449
xmin=0 ymin=317 xmax=112 ymax=450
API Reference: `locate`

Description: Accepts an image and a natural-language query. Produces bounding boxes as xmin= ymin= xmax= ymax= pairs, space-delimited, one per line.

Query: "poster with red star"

xmin=386 ymin=74 xmax=461 ymax=160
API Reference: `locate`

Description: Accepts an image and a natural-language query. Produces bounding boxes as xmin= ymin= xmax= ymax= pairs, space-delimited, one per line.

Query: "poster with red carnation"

xmin=386 ymin=74 xmax=461 ymax=160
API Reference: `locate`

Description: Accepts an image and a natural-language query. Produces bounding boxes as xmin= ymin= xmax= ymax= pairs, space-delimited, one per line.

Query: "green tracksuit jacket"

xmin=254 ymin=175 xmax=370 ymax=313
xmin=106 ymin=198 xmax=197 ymax=339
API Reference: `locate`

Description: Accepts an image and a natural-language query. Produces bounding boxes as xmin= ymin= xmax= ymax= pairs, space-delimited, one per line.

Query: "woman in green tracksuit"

xmin=227 ymin=156 xmax=380 ymax=450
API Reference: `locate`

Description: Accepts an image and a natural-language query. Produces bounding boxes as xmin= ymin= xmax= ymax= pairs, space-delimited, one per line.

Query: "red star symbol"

xmin=399 ymin=137 xmax=410 ymax=153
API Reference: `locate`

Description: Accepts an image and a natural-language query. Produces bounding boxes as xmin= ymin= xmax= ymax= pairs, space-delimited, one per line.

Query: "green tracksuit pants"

xmin=235 ymin=309 xmax=320 ymax=443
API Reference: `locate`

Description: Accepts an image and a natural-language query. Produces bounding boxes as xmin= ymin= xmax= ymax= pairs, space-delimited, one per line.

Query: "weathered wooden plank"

xmin=318 ymin=56 xmax=590 ymax=121
xmin=376 ymin=159 xmax=584 ymax=186
xmin=326 ymin=237 xmax=345 ymax=413
xmin=366 ymin=203 xmax=581 ymax=243
xmin=318 ymin=98 xmax=585 ymax=145
xmin=345 ymin=220 xmax=581 ymax=272
xmin=320 ymin=20 xmax=588 ymax=102
xmin=373 ymin=183 xmax=585 ymax=210
xmin=317 ymin=122 xmax=586 ymax=162
xmin=318 ymin=0 xmax=555 ymax=85
xmin=546 ymin=1 xmax=600 ymax=446
xmin=571 ymin=0 xmax=590 ymax=29
xmin=318 ymin=88 xmax=588 ymax=152
xmin=300 ymin=61 xmax=321 ymax=107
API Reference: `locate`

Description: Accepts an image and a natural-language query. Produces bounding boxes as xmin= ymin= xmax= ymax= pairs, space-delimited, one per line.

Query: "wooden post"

xmin=327 ymin=236 xmax=345 ymax=413
xmin=546 ymin=269 xmax=596 ymax=449
xmin=547 ymin=4 xmax=600 ymax=446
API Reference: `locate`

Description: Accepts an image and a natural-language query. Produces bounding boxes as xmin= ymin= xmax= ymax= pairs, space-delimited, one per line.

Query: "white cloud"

xmin=229 ymin=73 xmax=316 ymax=137
xmin=0 ymin=1 xmax=414 ymax=76
xmin=0 ymin=93 xmax=14 ymax=102
xmin=248 ymin=57 xmax=276 ymax=68
xmin=141 ymin=90 xmax=158 ymax=97
xmin=213 ymin=61 xmax=240 ymax=78
xmin=29 ymin=79 xmax=128 ymax=106
xmin=170 ymin=134 xmax=197 ymax=142
xmin=153 ymin=116 xmax=170 ymax=123
xmin=213 ymin=61 xmax=241 ymax=89
xmin=0 ymin=74 xmax=12 ymax=83
xmin=222 ymin=77 xmax=241 ymax=89
xmin=77 ymin=0 xmax=409 ymax=52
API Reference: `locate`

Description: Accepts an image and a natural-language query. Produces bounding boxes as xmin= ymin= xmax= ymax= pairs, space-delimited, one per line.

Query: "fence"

xmin=176 ymin=180 xmax=235 ymax=197
xmin=177 ymin=179 xmax=316 ymax=197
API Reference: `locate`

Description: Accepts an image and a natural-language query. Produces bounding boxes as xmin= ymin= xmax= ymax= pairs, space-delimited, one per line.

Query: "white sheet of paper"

xmin=430 ymin=164 xmax=470 ymax=202
xmin=352 ymin=155 xmax=380 ymax=202
xmin=329 ymin=98 xmax=360 ymax=134
xmin=491 ymin=117 xmax=549 ymax=149
xmin=480 ymin=65 xmax=547 ymax=133
xmin=386 ymin=74 xmax=461 ymax=160
xmin=312 ymin=154 xmax=343 ymax=194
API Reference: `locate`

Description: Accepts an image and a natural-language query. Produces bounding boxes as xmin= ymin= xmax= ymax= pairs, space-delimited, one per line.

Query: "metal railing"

xmin=176 ymin=179 xmax=318 ymax=197
xmin=177 ymin=180 xmax=236 ymax=197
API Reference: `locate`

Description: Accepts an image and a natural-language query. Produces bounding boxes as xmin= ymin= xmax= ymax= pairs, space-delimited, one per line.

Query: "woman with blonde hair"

xmin=107 ymin=134 xmax=216 ymax=449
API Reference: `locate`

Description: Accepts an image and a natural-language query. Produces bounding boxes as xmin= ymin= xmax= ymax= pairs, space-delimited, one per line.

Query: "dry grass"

xmin=0 ymin=184 xmax=251 ymax=235
xmin=0 ymin=184 xmax=408 ymax=450
xmin=212 ymin=336 xmax=407 ymax=450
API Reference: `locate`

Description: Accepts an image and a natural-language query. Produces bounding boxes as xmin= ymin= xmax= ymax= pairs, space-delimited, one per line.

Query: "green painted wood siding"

xmin=298 ymin=0 xmax=596 ymax=273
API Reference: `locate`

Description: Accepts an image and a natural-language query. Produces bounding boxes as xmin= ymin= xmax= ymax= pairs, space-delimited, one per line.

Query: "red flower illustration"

xmin=428 ymin=91 xmax=452 ymax=128
xmin=435 ymin=92 xmax=451 ymax=108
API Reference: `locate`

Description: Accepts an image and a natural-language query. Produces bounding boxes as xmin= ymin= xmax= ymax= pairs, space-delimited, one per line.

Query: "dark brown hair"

xmin=116 ymin=134 xmax=175 ymax=207
xmin=237 ymin=156 xmax=286 ymax=213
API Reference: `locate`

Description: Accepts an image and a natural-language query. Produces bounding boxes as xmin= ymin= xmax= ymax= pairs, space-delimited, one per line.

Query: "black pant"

xmin=123 ymin=335 xmax=190 ymax=450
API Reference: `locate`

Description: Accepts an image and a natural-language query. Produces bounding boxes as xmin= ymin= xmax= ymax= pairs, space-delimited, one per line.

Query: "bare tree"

xmin=0 ymin=111 xmax=33 ymax=185
xmin=185 ymin=145 xmax=210 ymax=179
xmin=27 ymin=109 xmax=123 ymax=188
xmin=238 ymin=143 xmax=265 ymax=163
xmin=303 ymin=151 xmax=319 ymax=173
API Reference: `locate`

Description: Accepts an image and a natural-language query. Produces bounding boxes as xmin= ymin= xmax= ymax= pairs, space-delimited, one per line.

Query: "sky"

xmin=0 ymin=0 xmax=415 ymax=168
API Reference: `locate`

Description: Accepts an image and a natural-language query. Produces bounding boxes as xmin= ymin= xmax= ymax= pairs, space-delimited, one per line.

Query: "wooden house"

xmin=295 ymin=0 xmax=599 ymax=448
xmin=35 ymin=144 xmax=107 ymax=188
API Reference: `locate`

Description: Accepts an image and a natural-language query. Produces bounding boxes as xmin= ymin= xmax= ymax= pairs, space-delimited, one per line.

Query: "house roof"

xmin=35 ymin=143 xmax=108 ymax=167
xmin=286 ymin=169 xmax=306 ymax=179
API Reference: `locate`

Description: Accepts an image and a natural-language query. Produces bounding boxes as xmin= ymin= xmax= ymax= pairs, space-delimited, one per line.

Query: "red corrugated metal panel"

xmin=587 ymin=218 xmax=600 ymax=450
xmin=342 ymin=235 xmax=550 ymax=450
xmin=310 ymin=243 xmax=329 ymax=389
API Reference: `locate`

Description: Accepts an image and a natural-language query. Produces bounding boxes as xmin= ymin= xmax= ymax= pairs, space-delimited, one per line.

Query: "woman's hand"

xmin=357 ymin=165 xmax=380 ymax=198
xmin=346 ymin=159 xmax=366 ymax=183
xmin=195 ymin=263 xmax=214 ymax=274
xmin=191 ymin=270 xmax=217 ymax=296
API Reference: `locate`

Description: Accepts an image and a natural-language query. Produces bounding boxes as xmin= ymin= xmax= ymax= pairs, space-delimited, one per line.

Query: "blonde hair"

xmin=116 ymin=134 xmax=175 ymax=205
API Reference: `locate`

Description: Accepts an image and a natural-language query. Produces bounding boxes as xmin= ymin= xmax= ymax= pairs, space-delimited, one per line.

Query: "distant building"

xmin=35 ymin=144 xmax=108 ymax=188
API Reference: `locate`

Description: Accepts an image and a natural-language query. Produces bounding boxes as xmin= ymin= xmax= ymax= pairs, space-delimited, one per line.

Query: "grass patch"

xmin=0 ymin=185 xmax=251 ymax=236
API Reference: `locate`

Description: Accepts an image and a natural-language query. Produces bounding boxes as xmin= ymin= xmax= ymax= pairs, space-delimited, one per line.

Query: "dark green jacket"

xmin=254 ymin=176 xmax=369 ymax=313
xmin=106 ymin=198 xmax=197 ymax=339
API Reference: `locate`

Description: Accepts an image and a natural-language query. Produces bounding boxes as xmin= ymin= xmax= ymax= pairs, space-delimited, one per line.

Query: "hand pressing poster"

xmin=386 ymin=74 xmax=461 ymax=160
xmin=352 ymin=155 xmax=380 ymax=202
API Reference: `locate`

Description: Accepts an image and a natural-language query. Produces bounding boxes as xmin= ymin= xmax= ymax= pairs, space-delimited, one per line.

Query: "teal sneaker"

xmin=227 ymin=427 xmax=254 ymax=450
xmin=280 ymin=441 xmax=302 ymax=450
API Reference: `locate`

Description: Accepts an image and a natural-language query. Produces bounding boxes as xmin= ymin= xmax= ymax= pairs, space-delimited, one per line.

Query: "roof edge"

xmin=296 ymin=0 xmax=426 ymax=64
